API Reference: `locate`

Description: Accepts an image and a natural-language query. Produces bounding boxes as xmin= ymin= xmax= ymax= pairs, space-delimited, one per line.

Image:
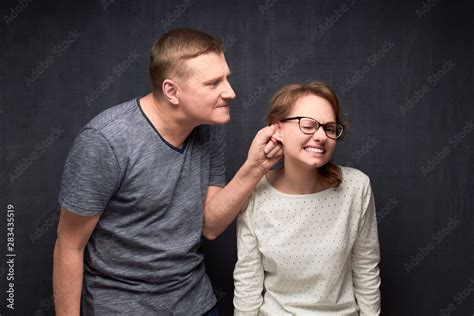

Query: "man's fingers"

xmin=261 ymin=125 xmax=280 ymax=154
xmin=257 ymin=125 xmax=276 ymax=143
xmin=267 ymin=148 xmax=283 ymax=167
xmin=266 ymin=142 xmax=282 ymax=158
xmin=274 ymin=147 xmax=283 ymax=158
xmin=263 ymin=137 xmax=279 ymax=154
xmin=271 ymin=147 xmax=283 ymax=159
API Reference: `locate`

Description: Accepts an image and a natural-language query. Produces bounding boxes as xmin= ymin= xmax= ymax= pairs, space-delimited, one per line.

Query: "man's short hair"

xmin=149 ymin=29 xmax=223 ymax=96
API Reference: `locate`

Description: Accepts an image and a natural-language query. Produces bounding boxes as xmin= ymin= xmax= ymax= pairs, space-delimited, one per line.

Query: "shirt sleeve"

xmin=352 ymin=181 xmax=381 ymax=315
xmin=208 ymin=125 xmax=226 ymax=187
xmin=233 ymin=193 xmax=264 ymax=316
xmin=58 ymin=128 xmax=122 ymax=216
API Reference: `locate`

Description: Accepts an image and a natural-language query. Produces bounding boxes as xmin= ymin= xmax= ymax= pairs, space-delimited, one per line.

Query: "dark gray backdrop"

xmin=1 ymin=0 xmax=473 ymax=315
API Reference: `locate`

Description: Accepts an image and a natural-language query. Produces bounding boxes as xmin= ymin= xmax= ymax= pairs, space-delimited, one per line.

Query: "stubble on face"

xmin=174 ymin=52 xmax=234 ymax=125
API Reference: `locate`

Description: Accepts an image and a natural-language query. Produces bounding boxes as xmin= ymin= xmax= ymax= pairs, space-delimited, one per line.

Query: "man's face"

xmin=176 ymin=52 xmax=236 ymax=125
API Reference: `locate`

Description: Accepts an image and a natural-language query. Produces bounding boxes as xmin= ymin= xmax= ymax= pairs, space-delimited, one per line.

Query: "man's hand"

xmin=202 ymin=125 xmax=283 ymax=239
xmin=245 ymin=125 xmax=283 ymax=177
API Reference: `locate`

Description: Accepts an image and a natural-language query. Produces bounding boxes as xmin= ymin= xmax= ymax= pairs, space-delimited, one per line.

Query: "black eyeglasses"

xmin=280 ymin=116 xmax=344 ymax=139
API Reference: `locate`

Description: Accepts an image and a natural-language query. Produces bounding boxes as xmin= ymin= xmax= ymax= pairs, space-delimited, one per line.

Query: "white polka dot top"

xmin=233 ymin=166 xmax=381 ymax=316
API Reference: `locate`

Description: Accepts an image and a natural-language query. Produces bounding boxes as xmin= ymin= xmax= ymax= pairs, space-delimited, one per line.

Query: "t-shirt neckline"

xmin=136 ymin=97 xmax=191 ymax=154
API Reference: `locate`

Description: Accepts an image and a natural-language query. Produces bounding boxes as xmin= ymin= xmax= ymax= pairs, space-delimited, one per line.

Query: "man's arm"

xmin=53 ymin=208 xmax=100 ymax=316
xmin=202 ymin=125 xmax=282 ymax=240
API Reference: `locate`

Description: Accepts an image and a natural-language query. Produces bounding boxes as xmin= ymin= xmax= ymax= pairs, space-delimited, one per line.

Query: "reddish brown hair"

xmin=266 ymin=81 xmax=346 ymax=188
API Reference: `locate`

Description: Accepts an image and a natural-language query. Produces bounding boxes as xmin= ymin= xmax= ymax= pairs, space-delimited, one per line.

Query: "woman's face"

xmin=276 ymin=94 xmax=337 ymax=170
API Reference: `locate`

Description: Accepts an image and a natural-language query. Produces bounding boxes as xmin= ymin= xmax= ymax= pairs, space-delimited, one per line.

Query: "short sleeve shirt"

xmin=58 ymin=98 xmax=226 ymax=315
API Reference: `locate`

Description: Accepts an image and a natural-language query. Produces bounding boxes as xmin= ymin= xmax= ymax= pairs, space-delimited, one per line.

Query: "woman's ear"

xmin=162 ymin=79 xmax=179 ymax=105
xmin=272 ymin=123 xmax=283 ymax=142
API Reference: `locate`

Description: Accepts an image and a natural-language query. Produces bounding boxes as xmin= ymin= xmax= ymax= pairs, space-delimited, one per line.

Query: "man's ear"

xmin=162 ymin=79 xmax=179 ymax=105
xmin=272 ymin=123 xmax=283 ymax=142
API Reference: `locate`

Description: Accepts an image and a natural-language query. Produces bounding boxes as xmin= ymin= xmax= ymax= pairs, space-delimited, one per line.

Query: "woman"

xmin=233 ymin=82 xmax=381 ymax=315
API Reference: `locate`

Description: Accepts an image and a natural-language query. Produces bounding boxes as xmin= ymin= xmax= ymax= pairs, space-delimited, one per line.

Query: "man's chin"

xmin=208 ymin=115 xmax=230 ymax=125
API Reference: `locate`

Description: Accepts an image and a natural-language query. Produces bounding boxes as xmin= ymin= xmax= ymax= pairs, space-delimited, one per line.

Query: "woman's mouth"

xmin=304 ymin=146 xmax=325 ymax=154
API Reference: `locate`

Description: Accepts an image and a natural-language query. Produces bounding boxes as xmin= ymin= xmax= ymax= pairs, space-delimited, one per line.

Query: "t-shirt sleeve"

xmin=208 ymin=125 xmax=226 ymax=187
xmin=352 ymin=180 xmax=381 ymax=315
xmin=58 ymin=128 xmax=122 ymax=216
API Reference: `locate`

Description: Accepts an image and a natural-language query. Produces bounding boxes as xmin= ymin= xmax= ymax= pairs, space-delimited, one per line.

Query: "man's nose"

xmin=222 ymin=80 xmax=236 ymax=100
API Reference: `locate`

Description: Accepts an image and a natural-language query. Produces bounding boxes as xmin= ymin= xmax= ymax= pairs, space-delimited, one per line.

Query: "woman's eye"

xmin=301 ymin=125 xmax=315 ymax=132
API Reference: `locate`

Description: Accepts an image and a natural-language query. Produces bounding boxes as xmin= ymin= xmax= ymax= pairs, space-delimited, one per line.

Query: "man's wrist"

xmin=240 ymin=159 xmax=267 ymax=181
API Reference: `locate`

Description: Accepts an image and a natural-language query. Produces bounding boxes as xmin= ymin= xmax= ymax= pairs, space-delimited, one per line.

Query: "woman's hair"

xmin=266 ymin=81 xmax=346 ymax=188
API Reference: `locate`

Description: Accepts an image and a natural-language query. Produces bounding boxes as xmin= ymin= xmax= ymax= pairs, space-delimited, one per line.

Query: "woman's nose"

xmin=312 ymin=127 xmax=327 ymax=142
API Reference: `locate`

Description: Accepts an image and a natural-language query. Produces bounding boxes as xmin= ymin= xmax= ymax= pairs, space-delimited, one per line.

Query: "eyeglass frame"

xmin=279 ymin=116 xmax=345 ymax=140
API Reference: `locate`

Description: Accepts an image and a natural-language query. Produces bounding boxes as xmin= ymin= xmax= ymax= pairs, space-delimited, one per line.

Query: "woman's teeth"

xmin=304 ymin=147 xmax=324 ymax=153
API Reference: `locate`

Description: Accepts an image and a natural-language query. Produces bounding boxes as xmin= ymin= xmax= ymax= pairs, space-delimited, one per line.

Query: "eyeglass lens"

xmin=299 ymin=118 xmax=343 ymax=138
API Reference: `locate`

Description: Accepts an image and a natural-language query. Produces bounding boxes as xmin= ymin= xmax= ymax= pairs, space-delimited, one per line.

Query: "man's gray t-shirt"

xmin=58 ymin=98 xmax=225 ymax=315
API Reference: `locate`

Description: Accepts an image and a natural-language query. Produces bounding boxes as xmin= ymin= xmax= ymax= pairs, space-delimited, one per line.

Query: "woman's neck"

xmin=268 ymin=163 xmax=327 ymax=195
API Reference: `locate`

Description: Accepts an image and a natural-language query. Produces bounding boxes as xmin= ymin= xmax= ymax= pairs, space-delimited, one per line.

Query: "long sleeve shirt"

xmin=233 ymin=166 xmax=381 ymax=316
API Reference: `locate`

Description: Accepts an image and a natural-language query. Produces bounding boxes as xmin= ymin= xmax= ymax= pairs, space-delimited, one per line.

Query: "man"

xmin=53 ymin=29 xmax=282 ymax=315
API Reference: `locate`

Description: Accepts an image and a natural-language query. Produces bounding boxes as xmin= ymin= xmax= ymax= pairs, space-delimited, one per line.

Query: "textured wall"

xmin=1 ymin=0 xmax=473 ymax=315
